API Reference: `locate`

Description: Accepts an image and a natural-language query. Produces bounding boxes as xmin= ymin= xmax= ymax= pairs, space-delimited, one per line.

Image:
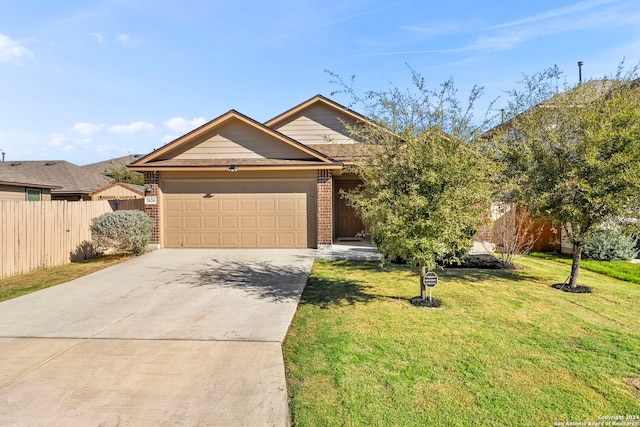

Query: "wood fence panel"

xmin=0 ymin=199 xmax=146 ymax=279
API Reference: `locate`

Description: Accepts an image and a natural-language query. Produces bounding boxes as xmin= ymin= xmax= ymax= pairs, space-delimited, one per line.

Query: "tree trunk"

xmin=569 ymin=242 xmax=582 ymax=288
xmin=420 ymin=263 xmax=427 ymax=300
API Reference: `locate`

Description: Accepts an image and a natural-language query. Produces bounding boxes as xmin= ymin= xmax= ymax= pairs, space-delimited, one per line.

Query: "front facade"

xmin=129 ymin=95 xmax=370 ymax=249
xmin=0 ymin=181 xmax=57 ymax=201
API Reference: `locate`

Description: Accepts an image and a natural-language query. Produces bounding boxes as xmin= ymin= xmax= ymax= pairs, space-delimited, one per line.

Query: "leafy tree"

xmin=110 ymin=165 xmax=144 ymax=185
xmin=495 ymin=65 xmax=640 ymax=289
xmin=330 ymin=70 xmax=496 ymax=300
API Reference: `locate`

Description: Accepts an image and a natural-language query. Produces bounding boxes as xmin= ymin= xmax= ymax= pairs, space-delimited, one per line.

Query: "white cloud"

xmin=163 ymin=116 xmax=207 ymax=133
xmin=109 ymin=121 xmax=155 ymax=136
xmin=73 ymin=122 xmax=104 ymax=135
xmin=49 ymin=133 xmax=91 ymax=152
xmin=161 ymin=135 xmax=179 ymax=144
xmin=117 ymin=34 xmax=130 ymax=44
xmin=92 ymin=32 xmax=104 ymax=43
xmin=0 ymin=34 xmax=34 ymax=62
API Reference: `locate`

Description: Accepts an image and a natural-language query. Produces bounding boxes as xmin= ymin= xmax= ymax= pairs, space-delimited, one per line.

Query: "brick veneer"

xmin=317 ymin=169 xmax=333 ymax=246
xmin=143 ymin=171 xmax=160 ymax=246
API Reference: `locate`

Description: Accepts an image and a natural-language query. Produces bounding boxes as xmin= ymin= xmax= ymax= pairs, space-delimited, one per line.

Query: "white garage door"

xmin=162 ymin=180 xmax=314 ymax=248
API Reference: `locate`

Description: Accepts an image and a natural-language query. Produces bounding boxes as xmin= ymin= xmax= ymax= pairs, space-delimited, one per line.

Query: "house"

xmin=0 ymin=160 xmax=112 ymax=201
xmin=129 ymin=95 xmax=371 ymax=249
xmin=0 ymin=179 xmax=60 ymax=201
xmin=90 ymin=182 xmax=144 ymax=201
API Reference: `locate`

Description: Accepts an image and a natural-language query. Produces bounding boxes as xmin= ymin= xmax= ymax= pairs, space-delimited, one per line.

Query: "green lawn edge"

xmin=0 ymin=255 xmax=132 ymax=302
xmin=530 ymin=252 xmax=640 ymax=285
xmin=283 ymin=256 xmax=640 ymax=427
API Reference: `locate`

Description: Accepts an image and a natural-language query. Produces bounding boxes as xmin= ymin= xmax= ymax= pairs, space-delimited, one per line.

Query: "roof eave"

xmin=128 ymin=164 xmax=344 ymax=172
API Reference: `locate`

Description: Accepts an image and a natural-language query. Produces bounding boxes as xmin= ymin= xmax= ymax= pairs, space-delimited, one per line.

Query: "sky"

xmin=0 ymin=0 xmax=639 ymax=165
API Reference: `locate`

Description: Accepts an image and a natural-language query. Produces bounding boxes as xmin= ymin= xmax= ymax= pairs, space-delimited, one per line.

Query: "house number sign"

xmin=144 ymin=196 xmax=157 ymax=205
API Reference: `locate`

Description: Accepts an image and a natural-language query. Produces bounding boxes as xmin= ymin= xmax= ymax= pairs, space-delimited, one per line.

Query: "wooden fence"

xmin=0 ymin=199 xmax=144 ymax=279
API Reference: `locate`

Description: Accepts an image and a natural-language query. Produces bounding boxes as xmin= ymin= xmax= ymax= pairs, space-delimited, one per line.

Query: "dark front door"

xmin=336 ymin=180 xmax=364 ymax=238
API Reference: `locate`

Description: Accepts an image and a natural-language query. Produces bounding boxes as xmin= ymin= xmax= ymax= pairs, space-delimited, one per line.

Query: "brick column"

xmin=317 ymin=169 xmax=333 ymax=247
xmin=144 ymin=171 xmax=161 ymax=248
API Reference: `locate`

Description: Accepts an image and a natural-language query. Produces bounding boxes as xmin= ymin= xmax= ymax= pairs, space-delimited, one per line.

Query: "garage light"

xmin=228 ymin=165 xmax=237 ymax=172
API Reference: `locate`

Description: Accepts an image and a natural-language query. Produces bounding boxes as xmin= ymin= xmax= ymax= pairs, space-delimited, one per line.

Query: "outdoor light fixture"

xmin=228 ymin=165 xmax=237 ymax=172
xmin=145 ymin=184 xmax=153 ymax=192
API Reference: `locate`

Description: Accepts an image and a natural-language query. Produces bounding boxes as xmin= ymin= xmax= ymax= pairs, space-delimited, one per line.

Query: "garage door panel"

xmin=240 ymin=199 xmax=257 ymax=212
xmin=240 ymin=233 xmax=257 ymax=246
xmin=203 ymin=234 xmax=219 ymax=246
xmin=277 ymin=199 xmax=294 ymax=212
xmin=203 ymin=216 xmax=219 ymax=229
xmin=240 ymin=216 xmax=257 ymax=229
xmin=221 ymin=233 xmax=238 ymax=246
xmin=184 ymin=217 xmax=202 ymax=229
xmin=258 ymin=216 xmax=276 ymax=229
xmin=184 ymin=200 xmax=201 ymax=212
xmin=278 ymin=216 xmax=295 ymax=229
xmin=259 ymin=199 xmax=276 ymax=212
xmin=166 ymin=216 xmax=183 ymax=229
xmin=221 ymin=216 xmax=238 ymax=229
xmin=202 ymin=199 xmax=219 ymax=212
xmin=162 ymin=182 xmax=312 ymax=248
xmin=221 ymin=199 xmax=238 ymax=213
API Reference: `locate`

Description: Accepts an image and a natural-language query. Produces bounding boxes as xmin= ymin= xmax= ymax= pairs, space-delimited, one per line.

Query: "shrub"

xmin=91 ymin=210 xmax=153 ymax=256
xmin=582 ymin=227 xmax=639 ymax=261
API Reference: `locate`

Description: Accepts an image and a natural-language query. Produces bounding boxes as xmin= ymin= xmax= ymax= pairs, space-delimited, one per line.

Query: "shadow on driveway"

xmin=185 ymin=256 xmax=313 ymax=303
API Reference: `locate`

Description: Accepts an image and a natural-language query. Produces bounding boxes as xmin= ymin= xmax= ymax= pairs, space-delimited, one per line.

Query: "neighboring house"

xmin=82 ymin=154 xmax=145 ymax=178
xmin=0 ymin=179 xmax=60 ymax=201
xmin=129 ymin=95 xmax=371 ymax=249
xmin=90 ymin=182 xmax=144 ymax=200
xmin=0 ymin=161 xmax=112 ymax=201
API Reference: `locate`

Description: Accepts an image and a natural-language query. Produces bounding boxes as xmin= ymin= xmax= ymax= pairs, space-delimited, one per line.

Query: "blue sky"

xmin=1 ymin=0 xmax=639 ymax=165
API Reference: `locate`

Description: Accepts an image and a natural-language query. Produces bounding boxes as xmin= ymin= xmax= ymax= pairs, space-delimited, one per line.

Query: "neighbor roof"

xmin=0 ymin=160 xmax=112 ymax=195
xmin=82 ymin=154 xmax=145 ymax=176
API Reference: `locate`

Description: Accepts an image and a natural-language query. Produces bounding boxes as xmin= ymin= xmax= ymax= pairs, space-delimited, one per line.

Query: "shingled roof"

xmin=82 ymin=154 xmax=145 ymax=176
xmin=0 ymin=160 xmax=112 ymax=196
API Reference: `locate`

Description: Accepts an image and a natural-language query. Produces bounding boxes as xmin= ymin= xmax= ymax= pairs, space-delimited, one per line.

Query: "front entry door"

xmin=336 ymin=180 xmax=364 ymax=238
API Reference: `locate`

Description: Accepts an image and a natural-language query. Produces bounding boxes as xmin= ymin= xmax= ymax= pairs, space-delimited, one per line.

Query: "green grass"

xmin=0 ymin=255 xmax=132 ymax=302
xmin=531 ymin=252 xmax=640 ymax=285
xmin=283 ymin=256 xmax=640 ymax=426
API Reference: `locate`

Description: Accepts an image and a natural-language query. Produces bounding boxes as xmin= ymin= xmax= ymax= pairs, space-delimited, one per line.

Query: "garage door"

xmin=162 ymin=181 xmax=314 ymax=248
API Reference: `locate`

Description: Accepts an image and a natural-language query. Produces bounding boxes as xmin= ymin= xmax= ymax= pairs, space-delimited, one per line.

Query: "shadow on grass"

xmin=299 ymin=275 xmax=377 ymax=308
xmin=185 ymin=256 xmax=312 ymax=303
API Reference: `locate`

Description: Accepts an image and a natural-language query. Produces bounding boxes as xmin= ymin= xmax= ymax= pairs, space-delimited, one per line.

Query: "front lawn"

xmin=283 ymin=256 xmax=640 ymax=426
xmin=531 ymin=252 xmax=640 ymax=285
xmin=0 ymin=255 xmax=131 ymax=302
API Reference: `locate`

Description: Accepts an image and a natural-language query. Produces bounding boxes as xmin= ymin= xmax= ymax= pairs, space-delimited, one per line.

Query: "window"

xmin=26 ymin=188 xmax=42 ymax=201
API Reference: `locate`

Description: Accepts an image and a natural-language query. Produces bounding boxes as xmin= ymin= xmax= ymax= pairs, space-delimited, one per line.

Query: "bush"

xmin=91 ymin=210 xmax=153 ymax=256
xmin=582 ymin=227 xmax=639 ymax=261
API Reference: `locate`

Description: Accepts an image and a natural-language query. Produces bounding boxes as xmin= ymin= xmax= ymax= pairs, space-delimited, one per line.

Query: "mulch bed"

xmin=550 ymin=283 xmax=592 ymax=293
xmin=444 ymin=254 xmax=513 ymax=269
xmin=409 ymin=296 xmax=442 ymax=308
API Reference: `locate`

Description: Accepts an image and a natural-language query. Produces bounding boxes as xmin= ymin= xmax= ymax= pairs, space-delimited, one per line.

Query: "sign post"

xmin=422 ymin=271 xmax=438 ymax=302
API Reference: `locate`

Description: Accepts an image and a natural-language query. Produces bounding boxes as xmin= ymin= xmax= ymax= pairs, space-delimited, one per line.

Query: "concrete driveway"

xmin=0 ymin=249 xmax=314 ymax=426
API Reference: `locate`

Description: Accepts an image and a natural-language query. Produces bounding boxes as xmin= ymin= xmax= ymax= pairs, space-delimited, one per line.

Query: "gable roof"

xmin=130 ymin=109 xmax=342 ymax=171
xmin=90 ymin=182 xmax=144 ymax=197
xmin=0 ymin=161 xmax=112 ymax=195
xmin=264 ymin=94 xmax=374 ymax=129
